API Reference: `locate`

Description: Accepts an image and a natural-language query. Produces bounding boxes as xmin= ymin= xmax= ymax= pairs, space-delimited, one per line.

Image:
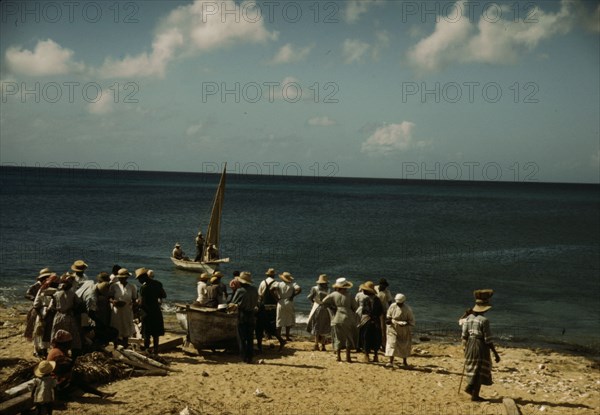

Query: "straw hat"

xmin=472 ymin=289 xmax=494 ymax=313
xmin=135 ymin=268 xmax=148 ymax=279
xmin=198 ymin=273 xmax=210 ymax=282
xmin=210 ymin=276 xmax=219 ymax=284
xmin=279 ymin=272 xmax=294 ymax=283
xmin=34 ymin=360 xmax=56 ymax=377
xmin=395 ymin=293 xmax=406 ymax=304
xmin=147 ymin=270 xmax=154 ymax=279
xmin=52 ymin=329 xmax=73 ymax=343
xmin=175 ymin=243 xmax=181 ymax=248
xmin=333 ymin=277 xmax=352 ymax=289
xmin=236 ymin=271 xmax=253 ymax=285
xmin=265 ymin=268 xmax=276 ymax=276
xmin=117 ymin=268 xmax=131 ymax=278
xmin=71 ymin=260 xmax=88 ymax=272
xmin=316 ymin=274 xmax=328 ymax=284
xmin=359 ymin=281 xmax=376 ymax=294
xmin=37 ymin=267 xmax=53 ymax=280
xmin=212 ymin=271 xmax=224 ymax=279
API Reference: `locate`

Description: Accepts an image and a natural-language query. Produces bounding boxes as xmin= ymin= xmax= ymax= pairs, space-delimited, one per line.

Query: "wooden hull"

xmin=170 ymin=257 xmax=229 ymax=273
xmin=176 ymin=304 xmax=238 ymax=351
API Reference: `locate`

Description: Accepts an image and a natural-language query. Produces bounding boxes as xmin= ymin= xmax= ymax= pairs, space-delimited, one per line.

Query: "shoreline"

xmin=3 ymin=297 xmax=599 ymax=357
xmin=1 ymin=304 xmax=599 ymax=415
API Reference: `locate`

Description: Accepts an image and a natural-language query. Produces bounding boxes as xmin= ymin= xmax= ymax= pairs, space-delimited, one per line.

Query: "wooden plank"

xmin=0 ymin=393 xmax=33 ymax=415
xmin=4 ymin=379 xmax=35 ymax=396
xmin=129 ymin=336 xmax=184 ymax=352
xmin=502 ymin=398 xmax=521 ymax=415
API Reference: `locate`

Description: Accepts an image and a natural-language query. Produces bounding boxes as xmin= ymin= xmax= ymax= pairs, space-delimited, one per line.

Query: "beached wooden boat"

xmin=170 ymin=165 xmax=230 ymax=273
xmin=175 ymin=303 xmax=238 ymax=351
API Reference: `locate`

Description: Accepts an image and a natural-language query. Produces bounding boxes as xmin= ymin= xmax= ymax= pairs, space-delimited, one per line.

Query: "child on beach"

xmin=30 ymin=360 xmax=57 ymax=415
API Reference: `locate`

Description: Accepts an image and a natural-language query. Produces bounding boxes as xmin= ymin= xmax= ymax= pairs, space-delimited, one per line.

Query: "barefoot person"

xmin=229 ymin=272 xmax=259 ymax=363
xmin=109 ymin=268 xmax=137 ymax=348
xmin=461 ymin=289 xmax=501 ymax=401
xmin=271 ymin=272 xmax=301 ymax=342
xmin=257 ymin=268 xmax=286 ymax=351
xmin=385 ymin=293 xmax=415 ymax=368
xmin=357 ymin=281 xmax=383 ymax=363
xmin=322 ymin=278 xmax=358 ymax=363
xmin=306 ymin=274 xmax=331 ymax=351
xmin=135 ymin=268 xmax=166 ymax=354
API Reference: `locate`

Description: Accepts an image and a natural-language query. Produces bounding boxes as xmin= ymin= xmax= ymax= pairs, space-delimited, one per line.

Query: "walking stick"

xmin=458 ymin=359 xmax=466 ymax=394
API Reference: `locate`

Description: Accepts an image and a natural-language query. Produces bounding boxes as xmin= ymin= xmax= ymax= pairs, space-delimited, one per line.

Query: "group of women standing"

xmin=305 ymin=275 xmax=415 ymax=366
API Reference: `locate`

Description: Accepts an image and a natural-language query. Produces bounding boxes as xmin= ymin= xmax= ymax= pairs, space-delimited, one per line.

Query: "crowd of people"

xmin=22 ymin=261 xmax=499 ymax=410
xmin=193 ymin=269 xmax=417 ymax=368
xmin=23 ymin=261 xmax=167 ymax=412
xmin=195 ymin=269 xmax=500 ymax=401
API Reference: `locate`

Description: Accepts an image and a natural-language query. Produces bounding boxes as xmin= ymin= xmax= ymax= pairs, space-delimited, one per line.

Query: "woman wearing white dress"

xmin=109 ymin=268 xmax=137 ymax=348
xmin=385 ymin=293 xmax=415 ymax=368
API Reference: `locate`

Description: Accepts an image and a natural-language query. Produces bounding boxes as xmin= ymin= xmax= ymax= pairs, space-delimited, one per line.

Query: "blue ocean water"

xmin=1 ymin=166 xmax=599 ymax=349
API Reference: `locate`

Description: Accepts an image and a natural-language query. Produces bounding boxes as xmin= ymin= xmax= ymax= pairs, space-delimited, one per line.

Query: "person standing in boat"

xmin=270 ymin=271 xmax=301 ymax=342
xmin=229 ymin=272 xmax=259 ymax=363
xmin=257 ymin=268 xmax=286 ymax=351
xmin=306 ymin=274 xmax=331 ymax=351
xmin=461 ymin=289 xmax=501 ymax=401
xmin=135 ymin=268 xmax=166 ymax=354
xmin=194 ymin=232 xmax=205 ymax=262
xmin=109 ymin=268 xmax=137 ymax=348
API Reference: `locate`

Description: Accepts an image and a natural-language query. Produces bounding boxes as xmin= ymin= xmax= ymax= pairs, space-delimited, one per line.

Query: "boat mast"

xmin=203 ymin=163 xmax=226 ymax=262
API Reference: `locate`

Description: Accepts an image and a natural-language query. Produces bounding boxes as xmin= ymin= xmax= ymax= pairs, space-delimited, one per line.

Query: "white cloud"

xmin=87 ymin=92 xmax=114 ymax=115
xmin=269 ymin=43 xmax=313 ymax=64
xmin=186 ymin=123 xmax=203 ymax=136
xmin=361 ymin=122 xmax=418 ymax=155
xmin=344 ymin=0 xmax=385 ymax=23
xmin=342 ymin=39 xmax=370 ymax=64
xmin=5 ymin=39 xmax=85 ymax=76
xmin=99 ymin=0 xmax=277 ymax=78
xmin=308 ymin=116 xmax=336 ymax=127
xmin=407 ymin=0 xmax=576 ymax=72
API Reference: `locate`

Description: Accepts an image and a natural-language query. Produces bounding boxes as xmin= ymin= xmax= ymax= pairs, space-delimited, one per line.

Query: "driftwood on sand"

xmin=119 ymin=348 xmax=181 ymax=372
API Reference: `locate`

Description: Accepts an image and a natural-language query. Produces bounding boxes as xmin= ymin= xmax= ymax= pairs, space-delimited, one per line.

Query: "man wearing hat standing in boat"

xmin=194 ymin=232 xmax=205 ymax=262
xmin=461 ymin=289 xmax=501 ymax=401
xmin=230 ymin=272 xmax=259 ymax=363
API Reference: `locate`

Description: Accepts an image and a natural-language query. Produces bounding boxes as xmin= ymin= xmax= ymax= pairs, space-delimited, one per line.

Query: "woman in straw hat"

xmin=24 ymin=268 xmax=53 ymax=344
xmin=49 ymin=274 xmax=82 ymax=355
xmin=31 ymin=274 xmax=59 ymax=358
xmin=306 ymin=274 xmax=332 ymax=351
xmin=385 ymin=293 xmax=415 ymax=368
xmin=322 ymin=278 xmax=358 ymax=363
xmin=357 ymin=281 xmax=384 ymax=363
xmin=461 ymin=289 xmax=501 ymax=401
xmin=270 ymin=272 xmax=301 ymax=342
xmin=108 ymin=268 xmax=137 ymax=348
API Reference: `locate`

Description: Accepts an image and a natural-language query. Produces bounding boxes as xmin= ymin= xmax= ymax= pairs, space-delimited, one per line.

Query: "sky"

xmin=0 ymin=0 xmax=599 ymax=183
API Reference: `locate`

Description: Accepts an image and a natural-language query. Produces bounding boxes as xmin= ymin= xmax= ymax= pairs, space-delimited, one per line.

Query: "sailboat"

xmin=170 ymin=164 xmax=230 ymax=273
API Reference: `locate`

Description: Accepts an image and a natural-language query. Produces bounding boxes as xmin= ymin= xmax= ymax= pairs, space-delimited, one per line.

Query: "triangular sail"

xmin=203 ymin=164 xmax=226 ymax=262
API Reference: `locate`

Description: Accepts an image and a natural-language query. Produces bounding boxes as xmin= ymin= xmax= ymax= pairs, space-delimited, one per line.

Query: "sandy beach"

xmin=1 ymin=304 xmax=598 ymax=415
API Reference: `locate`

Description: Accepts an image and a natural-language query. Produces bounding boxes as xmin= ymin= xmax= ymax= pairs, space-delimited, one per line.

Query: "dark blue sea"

xmin=1 ymin=166 xmax=599 ymax=350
